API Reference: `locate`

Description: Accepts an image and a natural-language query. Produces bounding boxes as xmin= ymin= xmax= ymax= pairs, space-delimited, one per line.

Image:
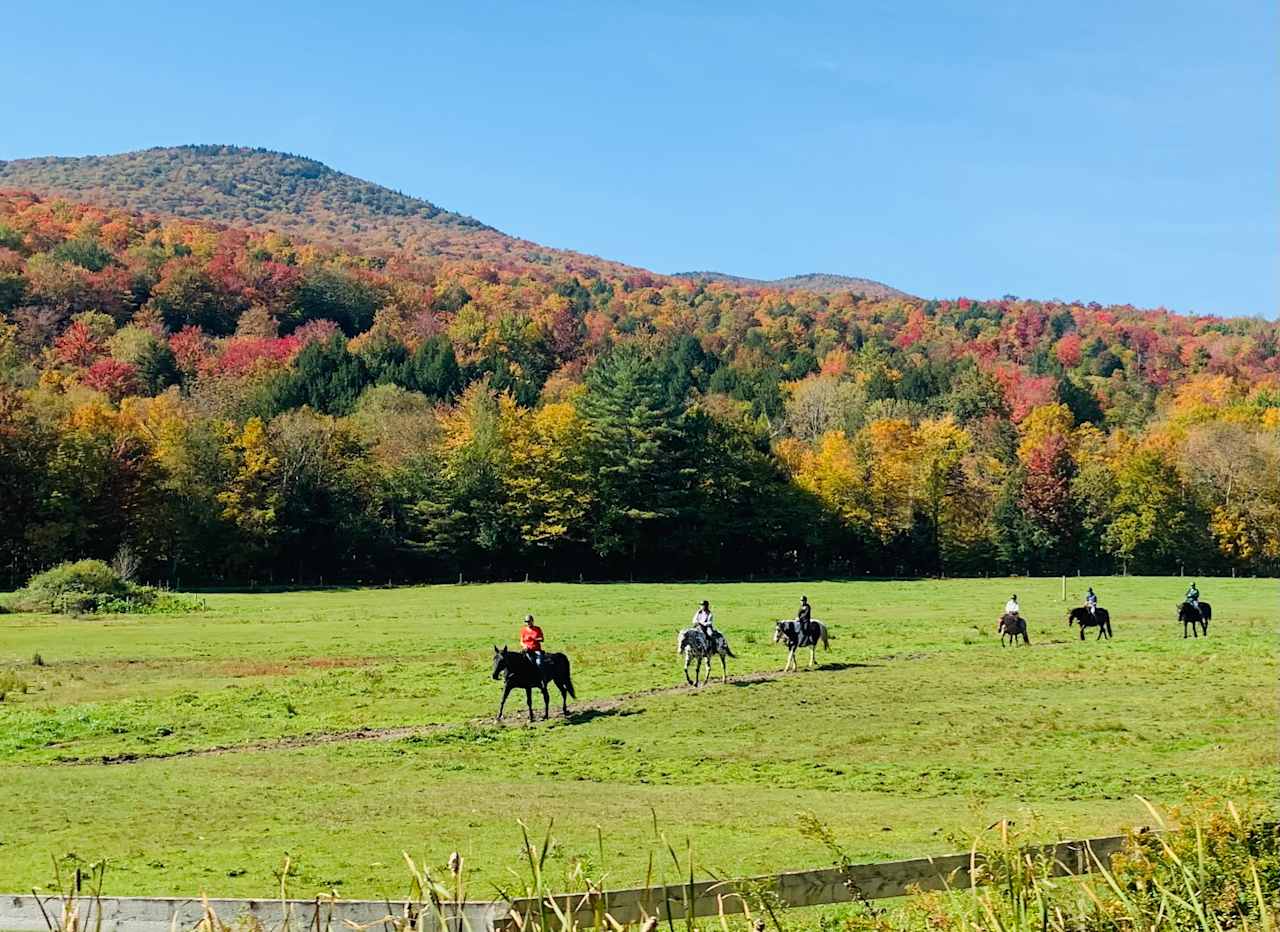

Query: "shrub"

xmin=850 ymin=797 xmax=1280 ymax=932
xmin=5 ymin=560 xmax=204 ymax=615
xmin=9 ymin=559 xmax=128 ymax=613
xmin=0 ymin=669 xmax=26 ymax=701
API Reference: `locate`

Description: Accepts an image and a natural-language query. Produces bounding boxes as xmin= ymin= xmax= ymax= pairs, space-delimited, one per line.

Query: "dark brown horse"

xmin=998 ymin=612 xmax=1029 ymax=646
xmin=1178 ymin=601 xmax=1211 ymax=638
xmin=1067 ymin=606 xmax=1112 ymax=640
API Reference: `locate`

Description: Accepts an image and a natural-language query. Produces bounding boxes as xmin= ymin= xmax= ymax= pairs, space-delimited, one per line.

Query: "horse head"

xmin=773 ymin=621 xmax=789 ymax=644
xmin=491 ymin=644 xmax=509 ymax=680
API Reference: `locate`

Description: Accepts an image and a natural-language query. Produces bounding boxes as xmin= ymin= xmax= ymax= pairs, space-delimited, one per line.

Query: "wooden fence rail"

xmin=0 ymin=831 xmax=1138 ymax=932
xmin=504 ymin=832 xmax=1133 ymax=928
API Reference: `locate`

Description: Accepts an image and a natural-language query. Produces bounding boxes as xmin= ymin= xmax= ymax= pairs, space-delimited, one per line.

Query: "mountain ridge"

xmin=673 ymin=270 xmax=909 ymax=299
xmin=0 ymin=145 xmax=908 ymax=296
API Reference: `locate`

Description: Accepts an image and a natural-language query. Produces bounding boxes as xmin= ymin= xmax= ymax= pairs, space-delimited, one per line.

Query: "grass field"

xmin=0 ymin=576 xmax=1275 ymax=903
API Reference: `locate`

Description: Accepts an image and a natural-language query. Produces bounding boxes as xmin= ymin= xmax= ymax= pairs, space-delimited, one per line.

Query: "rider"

xmin=1184 ymin=581 xmax=1200 ymax=609
xmin=693 ymin=600 xmax=719 ymax=652
xmin=1004 ymin=594 xmax=1020 ymax=618
xmin=1085 ymin=587 xmax=1098 ymax=615
xmin=520 ymin=613 xmax=545 ymax=676
xmin=797 ymin=595 xmax=813 ymax=639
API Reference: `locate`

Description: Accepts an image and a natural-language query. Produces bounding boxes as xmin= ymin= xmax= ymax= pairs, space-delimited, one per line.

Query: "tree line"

xmin=1 ymin=191 xmax=1277 ymax=586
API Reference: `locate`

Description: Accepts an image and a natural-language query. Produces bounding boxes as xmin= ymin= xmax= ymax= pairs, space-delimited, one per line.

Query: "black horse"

xmin=1178 ymin=601 xmax=1211 ymax=638
xmin=1067 ymin=606 xmax=1112 ymax=640
xmin=491 ymin=645 xmax=576 ymax=722
xmin=998 ymin=612 xmax=1029 ymax=646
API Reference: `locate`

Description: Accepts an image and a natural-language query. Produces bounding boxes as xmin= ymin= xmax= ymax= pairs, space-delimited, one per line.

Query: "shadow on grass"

xmin=816 ymin=661 xmax=881 ymax=671
xmin=561 ymin=707 xmax=644 ymax=725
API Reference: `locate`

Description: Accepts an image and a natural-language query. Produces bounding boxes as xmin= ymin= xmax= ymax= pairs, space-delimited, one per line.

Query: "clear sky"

xmin=3 ymin=1 xmax=1276 ymax=316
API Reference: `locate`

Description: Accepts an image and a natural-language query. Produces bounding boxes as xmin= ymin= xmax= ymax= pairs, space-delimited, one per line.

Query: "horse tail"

xmin=724 ymin=643 xmax=737 ymax=658
xmin=561 ymin=660 xmax=576 ymax=699
xmin=821 ymin=624 xmax=830 ymax=650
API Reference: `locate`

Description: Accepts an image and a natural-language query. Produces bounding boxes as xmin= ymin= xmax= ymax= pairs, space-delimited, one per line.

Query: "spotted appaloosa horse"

xmin=491 ymin=645 xmax=576 ymax=722
xmin=998 ymin=612 xmax=1030 ymax=646
xmin=1067 ymin=605 xmax=1112 ymax=640
xmin=677 ymin=627 xmax=735 ymax=686
xmin=773 ymin=619 xmax=830 ymax=671
xmin=1178 ymin=601 xmax=1211 ymax=638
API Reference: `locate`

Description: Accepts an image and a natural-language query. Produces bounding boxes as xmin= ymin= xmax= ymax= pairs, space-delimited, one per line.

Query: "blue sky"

xmin=3 ymin=1 xmax=1275 ymax=316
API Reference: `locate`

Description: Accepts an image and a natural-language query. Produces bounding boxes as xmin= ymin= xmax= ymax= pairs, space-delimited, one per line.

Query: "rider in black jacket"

xmin=797 ymin=595 xmax=813 ymax=639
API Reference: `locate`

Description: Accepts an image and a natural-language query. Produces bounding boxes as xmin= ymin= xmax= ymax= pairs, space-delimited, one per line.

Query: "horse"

xmin=773 ymin=619 xmax=830 ymax=671
xmin=1178 ymin=601 xmax=1211 ymax=638
xmin=997 ymin=612 xmax=1030 ymax=646
xmin=1067 ymin=606 xmax=1112 ymax=640
xmin=677 ymin=627 xmax=735 ymax=686
xmin=491 ymin=645 xmax=576 ymax=722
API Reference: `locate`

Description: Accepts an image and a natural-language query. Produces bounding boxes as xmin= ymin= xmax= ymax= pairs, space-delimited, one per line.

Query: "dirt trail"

xmin=76 ymin=669 xmax=795 ymax=766
xmin=69 ymin=648 xmax=977 ymax=767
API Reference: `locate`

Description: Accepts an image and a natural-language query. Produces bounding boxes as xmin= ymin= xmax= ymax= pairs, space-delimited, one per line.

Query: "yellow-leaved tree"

xmin=217 ymin=417 xmax=282 ymax=558
xmin=503 ymin=400 xmax=592 ymax=553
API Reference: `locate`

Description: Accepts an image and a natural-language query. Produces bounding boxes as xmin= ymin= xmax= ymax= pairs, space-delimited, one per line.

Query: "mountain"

xmin=0 ymin=145 xmax=641 ymax=277
xmin=673 ymin=270 xmax=909 ymax=299
xmin=0 ymin=146 xmax=907 ymax=294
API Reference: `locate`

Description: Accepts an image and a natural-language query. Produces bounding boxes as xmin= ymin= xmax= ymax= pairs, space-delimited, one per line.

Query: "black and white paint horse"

xmin=677 ymin=627 xmax=735 ymax=686
xmin=491 ymin=645 xmax=576 ymax=722
xmin=1067 ymin=605 xmax=1112 ymax=640
xmin=1177 ymin=601 xmax=1211 ymax=638
xmin=998 ymin=612 xmax=1030 ymax=646
xmin=773 ymin=619 xmax=830 ymax=671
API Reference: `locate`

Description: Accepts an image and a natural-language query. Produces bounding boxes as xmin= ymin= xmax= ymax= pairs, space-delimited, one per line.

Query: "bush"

xmin=0 ymin=669 xmax=26 ymax=701
xmin=845 ymin=797 xmax=1279 ymax=931
xmin=5 ymin=560 xmax=204 ymax=615
xmin=9 ymin=559 xmax=127 ymax=613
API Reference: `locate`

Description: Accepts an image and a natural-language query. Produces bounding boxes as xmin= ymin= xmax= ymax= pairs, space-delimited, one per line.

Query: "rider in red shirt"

xmin=520 ymin=614 xmax=545 ymax=673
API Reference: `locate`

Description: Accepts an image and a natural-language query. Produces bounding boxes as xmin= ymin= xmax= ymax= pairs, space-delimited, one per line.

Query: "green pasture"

xmin=0 ymin=576 xmax=1275 ymax=901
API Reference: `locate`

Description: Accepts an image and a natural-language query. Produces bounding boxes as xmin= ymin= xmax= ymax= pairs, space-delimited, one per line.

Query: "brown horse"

xmin=998 ymin=612 xmax=1029 ymax=646
xmin=1067 ymin=606 xmax=1112 ymax=640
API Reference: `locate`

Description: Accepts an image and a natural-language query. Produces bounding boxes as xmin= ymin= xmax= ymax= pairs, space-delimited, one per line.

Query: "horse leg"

xmin=497 ymin=683 xmax=514 ymax=721
xmin=540 ymin=683 xmax=551 ymax=721
xmin=720 ymin=652 xmax=728 ymax=684
xmin=525 ymin=687 xmax=535 ymax=723
xmin=558 ymin=680 xmax=569 ymax=715
xmin=684 ymin=654 xmax=694 ymax=686
xmin=809 ymin=644 xmax=816 ymax=667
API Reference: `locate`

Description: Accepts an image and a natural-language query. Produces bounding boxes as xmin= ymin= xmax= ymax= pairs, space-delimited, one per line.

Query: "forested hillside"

xmin=1 ymin=190 xmax=1277 ymax=586
xmin=0 ymin=146 xmax=641 ymax=277
xmin=675 ymin=271 xmax=908 ymax=299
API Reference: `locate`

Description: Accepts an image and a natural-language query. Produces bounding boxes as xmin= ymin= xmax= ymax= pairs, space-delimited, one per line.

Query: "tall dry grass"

xmin=31 ymin=798 xmax=1277 ymax=932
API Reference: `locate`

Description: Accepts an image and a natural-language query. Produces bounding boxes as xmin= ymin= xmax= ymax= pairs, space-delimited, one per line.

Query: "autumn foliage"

xmin=1 ymin=189 xmax=1277 ymax=585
